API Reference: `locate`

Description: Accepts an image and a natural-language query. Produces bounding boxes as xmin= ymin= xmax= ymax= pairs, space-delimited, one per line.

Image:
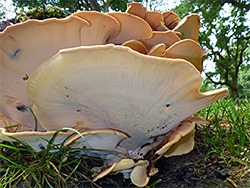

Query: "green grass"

xmin=0 ymin=126 xmax=126 ymax=187
xmin=0 ymin=133 xmax=103 ymax=187
xmin=195 ymin=97 xmax=250 ymax=168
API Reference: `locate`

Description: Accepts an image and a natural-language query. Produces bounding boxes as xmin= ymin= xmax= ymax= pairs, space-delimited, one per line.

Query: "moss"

xmin=15 ymin=7 xmax=70 ymax=23
xmin=15 ymin=13 xmax=29 ymax=23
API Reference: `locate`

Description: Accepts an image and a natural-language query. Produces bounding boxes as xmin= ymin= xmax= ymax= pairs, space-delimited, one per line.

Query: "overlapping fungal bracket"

xmin=0 ymin=2 xmax=228 ymax=187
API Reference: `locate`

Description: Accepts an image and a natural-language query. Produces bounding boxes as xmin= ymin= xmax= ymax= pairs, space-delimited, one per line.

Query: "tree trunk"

xmin=231 ymin=89 xmax=239 ymax=102
xmin=231 ymin=74 xmax=239 ymax=102
xmin=89 ymin=0 xmax=101 ymax=11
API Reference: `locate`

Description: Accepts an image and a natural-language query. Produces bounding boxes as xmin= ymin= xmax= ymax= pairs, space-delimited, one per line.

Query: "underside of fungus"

xmin=0 ymin=2 xmax=229 ymax=187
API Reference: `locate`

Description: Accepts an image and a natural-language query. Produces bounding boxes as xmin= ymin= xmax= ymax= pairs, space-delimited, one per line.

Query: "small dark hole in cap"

xmin=39 ymin=144 xmax=45 ymax=150
xmin=23 ymin=74 xmax=29 ymax=81
xmin=16 ymin=105 xmax=27 ymax=112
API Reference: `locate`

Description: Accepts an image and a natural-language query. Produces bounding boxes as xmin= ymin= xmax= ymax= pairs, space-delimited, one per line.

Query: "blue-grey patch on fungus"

xmin=11 ymin=48 xmax=21 ymax=59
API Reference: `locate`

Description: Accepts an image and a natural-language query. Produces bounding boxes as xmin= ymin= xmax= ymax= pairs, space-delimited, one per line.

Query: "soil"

xmin=77 ymin=127 xmax=250 ymax=188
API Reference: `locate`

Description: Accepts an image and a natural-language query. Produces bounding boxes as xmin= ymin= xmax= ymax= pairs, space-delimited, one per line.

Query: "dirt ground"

xmin=90 ymin=132 xmax=250 ymax=188
xmin=12 ymin=141 xmax=249 ymax=188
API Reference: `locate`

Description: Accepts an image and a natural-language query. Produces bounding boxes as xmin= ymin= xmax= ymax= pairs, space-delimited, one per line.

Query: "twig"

xmin=226 ymin=177 xmax=238 ymax=188
xmin=78 ymin=172 xmax=102 ymax=188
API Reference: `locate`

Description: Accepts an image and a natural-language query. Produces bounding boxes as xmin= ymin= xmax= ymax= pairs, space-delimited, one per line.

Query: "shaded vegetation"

xmin=15 ymin=6 xmax=69 ymax=23
xmin=12 ymin=0 xmax=142 ymax=13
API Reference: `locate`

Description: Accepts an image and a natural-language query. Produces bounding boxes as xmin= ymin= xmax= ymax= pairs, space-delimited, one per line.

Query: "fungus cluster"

xmin=0 ymin=2 xmax=228 ymax=187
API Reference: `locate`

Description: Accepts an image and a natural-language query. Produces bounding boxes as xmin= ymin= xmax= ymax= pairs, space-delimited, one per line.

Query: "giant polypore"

xmin=0 ymin=3 xmax=228 ymax=187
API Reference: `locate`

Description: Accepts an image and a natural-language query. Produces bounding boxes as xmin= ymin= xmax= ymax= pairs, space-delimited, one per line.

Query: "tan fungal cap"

xmin=0 ymin=114 xmax=31 ymax=132
xmin=113 ymin=159 xmax=148 ymax=172
xmin=145 ymin=11 xmax=163 ymax=30
xmin=131 ymin=166 xmax=150 ymax=187
xmin=173 ymin=14 xmax=200 ymax=41
xmin=155 ymin=21 xmax=170 ymax=31
xmin=0 ymin=128 xmax=72 ymax=151
xmin=73 ymin=11 xmax=120 ymax=45
xmin=0 ymin=124 xmax=128 ymax=154
xmin=142 ymin=31 xmax=181 ymax=50
xmin=0 ymin=16 xmax=89 ymax=125
xmin=156 ymin=117 xmax=206 ymax=157
xmin=94 ymin=159 xmax=148 ymax=181
xmin=107 ymin=12 xmax=152 ymax=44
xmin=147 ymin=43 xmax=166 ymax=57
xmin=93 ymin=162 xmax=118 ymax=181
xmin=162 ymin=39 xmax=203 ymax=72
xmin=164 ymin=123 xmax=195 ymax=157
xmin=27 ymin=45 xmax=228 ymax=150
xmin=164 ymin=122 xmax=195 ymax=157
xmin=0 ymin=96 xmax=42 ymax=130
xmin=126 ymin=2 xmax=147 ymax=19
xmin=122 ymin=40 xmax=148 ymax=54
xmin=64 ymin=128 xmax=129 ymax=153
xmin=162 ymin=11 xmax=180 ymax=30
xmin=64 ymin=128 xmax=129 ymax=146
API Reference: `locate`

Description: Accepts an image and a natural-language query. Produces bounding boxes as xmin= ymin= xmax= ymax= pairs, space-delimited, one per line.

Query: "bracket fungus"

xmin=0 ymin=2 xmax=229 ymax=187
